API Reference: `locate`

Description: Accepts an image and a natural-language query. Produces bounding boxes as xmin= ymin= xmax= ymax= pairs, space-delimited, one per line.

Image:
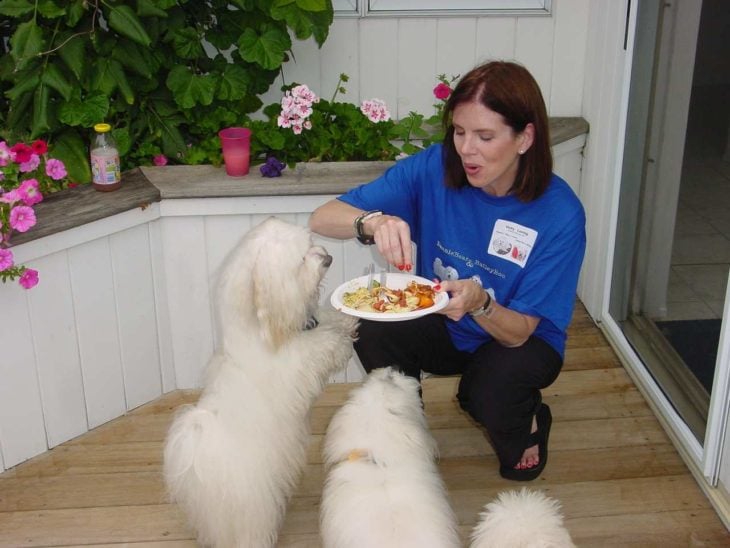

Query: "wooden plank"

xmin=567 ymin=508 xmax=730 ymax=547
xmin=0 ymin=472 xmax=165 ymax=512
xmin=0 ymin=504 xmax=192 ymax=547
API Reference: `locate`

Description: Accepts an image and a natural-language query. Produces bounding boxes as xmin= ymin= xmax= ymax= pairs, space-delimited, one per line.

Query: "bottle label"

xmin=91 ymin=150 xmax=121 ymax=185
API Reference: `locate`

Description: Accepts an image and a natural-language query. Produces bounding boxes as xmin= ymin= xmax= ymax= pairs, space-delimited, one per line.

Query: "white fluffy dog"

xmin=320 ymin=367 xmax=461 ymax=548
xmin=163 ymin=216 xmax=357 ymax=548
xmin=470 ymin=488 xmax=576 ymax=548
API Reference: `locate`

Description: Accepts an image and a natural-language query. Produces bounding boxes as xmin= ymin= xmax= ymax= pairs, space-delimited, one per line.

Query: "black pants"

xmin=354 ymin=314 xmax=562 ymax=468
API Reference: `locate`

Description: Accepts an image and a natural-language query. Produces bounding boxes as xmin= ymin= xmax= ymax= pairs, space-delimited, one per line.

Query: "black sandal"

xmin=499 ymin=403 xmax=552 ymax=481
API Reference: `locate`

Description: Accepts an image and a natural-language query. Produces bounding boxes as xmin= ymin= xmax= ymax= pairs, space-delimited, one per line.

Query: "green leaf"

xmin=166 ymin=65 xmax=215 ymax=109
xmin=41 ymin=61 xmax=73 ymax=101
xmin=110 ymin=63 xmax=135 ymax=105
xmin=171 ymin=28 xmax=204 ymax=59
xmin=0 ymin=0 xmax=34 ymax=17
xmin=37 ymin=0 xmax=65 ymax=18
xmin=295 ymin=0 xmax=327 ymax=11
xmin=160 ymin=123 xmax=187 ymax=159
xmin=137 ymin=0 xmax=168 ymax=18
xmin=58 ymin=92 xmax=109 ymax=127
xmin=5 ymin=71 xmax=39 ymax=101
xmin=52 ymin=130 xmax=91 ymax=183
xmin=91 ymin=57 xmax=130 ymax=97
xmin=58 ymin=35 xmax=86 ymax=80
xmin=238 ymin=26 xmax=291 ymax=70
xmin=31 ymin=83 xmax=51 ymax=138
xmin=66 ymin=0 xmax=85 ymax=26
xmin=10 ymin=20 xmax=44 ymax=69
xmin=111 ymin=127 xmax=131 ymax=156
xmin=111 ymin=40 xmax=153 ymax=79
xmin=217 ymin=64 xmax=251 ymax=101
xmin=7 ymin=90 xmax=33 ymax=129
xmin=107 ymin=4 xmax=152 ymax=47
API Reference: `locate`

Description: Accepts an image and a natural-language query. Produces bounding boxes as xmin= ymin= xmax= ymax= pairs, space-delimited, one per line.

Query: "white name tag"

xmin=487 ymin=219 xmax=537 ymax=268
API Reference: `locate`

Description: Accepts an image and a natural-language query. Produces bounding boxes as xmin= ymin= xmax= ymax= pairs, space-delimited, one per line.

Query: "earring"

xmin=518 ymin=149 xmax=524 ymax=155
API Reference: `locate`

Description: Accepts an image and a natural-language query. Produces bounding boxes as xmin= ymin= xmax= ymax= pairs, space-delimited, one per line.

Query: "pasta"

xmin=342 ymin=281 xmax=436 ymax=313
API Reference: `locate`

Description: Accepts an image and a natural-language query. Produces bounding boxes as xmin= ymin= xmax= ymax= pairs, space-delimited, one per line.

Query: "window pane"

xmin=367 ymin=0 xmax=551 ymax=16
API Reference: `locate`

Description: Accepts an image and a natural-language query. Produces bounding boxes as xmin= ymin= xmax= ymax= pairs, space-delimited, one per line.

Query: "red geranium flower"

xmin=433 ymin=82 xmax=452 ymax=100
xmin=31 ymin=139 xmax=48 ymax=155
xmin=10 ymin=143 xmax=32 ymax=164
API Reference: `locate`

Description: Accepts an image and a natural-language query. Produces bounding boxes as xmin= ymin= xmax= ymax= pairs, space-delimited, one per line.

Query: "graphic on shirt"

xmin=488 ymin=219 xmax=537 ymax=268
xmin=433 ymin=257 xmax=459 ymax=280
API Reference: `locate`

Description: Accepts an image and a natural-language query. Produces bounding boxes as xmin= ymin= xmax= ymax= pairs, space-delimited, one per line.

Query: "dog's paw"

xmin=318 ymin=307 xmax=359 ymax=338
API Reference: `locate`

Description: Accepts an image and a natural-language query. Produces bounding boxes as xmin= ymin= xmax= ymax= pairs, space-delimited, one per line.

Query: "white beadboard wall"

xmin=0 ymin=138 xmax=585 ymax=471
xmin=258 ymin=0 xmax=589 ymax=120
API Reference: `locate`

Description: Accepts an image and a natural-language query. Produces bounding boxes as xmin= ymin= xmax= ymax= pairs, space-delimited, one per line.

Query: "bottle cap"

xmin=94 ymin=123 xmax=111 ymax=133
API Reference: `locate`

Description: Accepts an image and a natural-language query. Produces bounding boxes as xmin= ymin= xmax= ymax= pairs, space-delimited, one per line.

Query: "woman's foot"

xmin=514 ymin=415 xmax=539 ymax=470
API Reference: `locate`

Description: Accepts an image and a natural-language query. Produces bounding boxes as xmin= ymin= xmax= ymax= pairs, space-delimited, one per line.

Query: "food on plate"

xmin=342 ymin=280 xmax=437 ymax=313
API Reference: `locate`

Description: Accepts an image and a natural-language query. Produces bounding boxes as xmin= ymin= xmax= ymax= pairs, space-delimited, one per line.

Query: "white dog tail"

xmin=163 ymin=405 xmax=245 ymax=547
xmin=469 ymin=488 xmax=576 ymax=548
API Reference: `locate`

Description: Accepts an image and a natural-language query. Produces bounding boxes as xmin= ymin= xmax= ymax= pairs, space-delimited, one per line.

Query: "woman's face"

xmin=452 ymin=101 xmax=533 ymax=196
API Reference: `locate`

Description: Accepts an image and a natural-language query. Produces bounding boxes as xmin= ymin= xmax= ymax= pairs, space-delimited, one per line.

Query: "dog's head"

xmin=217 ymin=216 xmax=332 ymax=349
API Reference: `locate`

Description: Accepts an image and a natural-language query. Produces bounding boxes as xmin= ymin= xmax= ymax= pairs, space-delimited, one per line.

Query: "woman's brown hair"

xmin=442 ymin=61 xmax=552 ymax=202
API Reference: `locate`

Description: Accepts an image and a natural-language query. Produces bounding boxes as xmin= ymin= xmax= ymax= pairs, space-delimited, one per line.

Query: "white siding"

xmin=259 ymin=0 xmax=587 ymax=119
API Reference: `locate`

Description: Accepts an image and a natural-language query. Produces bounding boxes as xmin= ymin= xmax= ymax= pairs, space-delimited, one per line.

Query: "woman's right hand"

xmin=367 ymin=214 xmax=414 ymax=271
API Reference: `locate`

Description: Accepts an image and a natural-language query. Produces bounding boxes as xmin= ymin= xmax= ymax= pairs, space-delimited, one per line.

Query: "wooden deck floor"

xmin=1 ymin=303 xmax=729 ymax=547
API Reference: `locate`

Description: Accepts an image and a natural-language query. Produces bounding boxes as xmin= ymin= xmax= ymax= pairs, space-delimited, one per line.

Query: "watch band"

xmin=354 ymin=210 xmax=382 ymax=245
xmin=469 ymin=289 xmax=495 ymax=318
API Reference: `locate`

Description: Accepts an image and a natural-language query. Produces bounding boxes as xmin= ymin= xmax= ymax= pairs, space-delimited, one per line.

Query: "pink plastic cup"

xmin=218 ymin=127 xmax=252 ymax=177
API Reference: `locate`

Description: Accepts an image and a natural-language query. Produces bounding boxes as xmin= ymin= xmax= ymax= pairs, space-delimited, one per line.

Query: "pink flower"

xmin=18 ymin=178 xmax=43 ymax=206
xmin=0 ymin=248 xmax=13 ymax=271
xmin=19 ymin=268 xmax=39 ymax=289
xmin=1 ymin=189 xmax=21 ymax=204
xmin=19 ymin=153 xmax=40 ymax=173
xmin=45 ymin=158 xmax=67 ymax=180
xmin=0 ymin=142 xmax=11 ymax=167
xmin=153 ymin=154 xmax=168 ymax=166
xmin=433 ymin=82 xmax=452 ymax=100
xmin=9 ymin=205 xmax=36 ymax=232
xmin=360 ymin=99 xmax=391 ymax=123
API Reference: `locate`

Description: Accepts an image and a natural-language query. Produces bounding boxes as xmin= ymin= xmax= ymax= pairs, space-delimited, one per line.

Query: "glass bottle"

xmin=90 ymin=123 xmax=122 ymax=192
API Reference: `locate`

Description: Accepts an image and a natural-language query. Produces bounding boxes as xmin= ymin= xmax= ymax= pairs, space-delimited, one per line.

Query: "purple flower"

xmin=260 ymin=156 xmax=286 ymax=178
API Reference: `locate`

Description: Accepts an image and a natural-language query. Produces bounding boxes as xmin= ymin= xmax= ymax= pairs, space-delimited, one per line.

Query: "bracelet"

xmin=469 ymin=289 xmax=495 ymax=318
xmin=353 ymin=210 xmax=382 ymax=245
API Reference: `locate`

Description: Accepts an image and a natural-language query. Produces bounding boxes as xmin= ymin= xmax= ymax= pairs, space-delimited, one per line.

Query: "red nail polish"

xmin=433 ymin=284 xmax=441 ymax=290
xmin=405 ymin=264 xmax=412 ymax=272
xmin=398 ymin=264 xmax=405 ymax=271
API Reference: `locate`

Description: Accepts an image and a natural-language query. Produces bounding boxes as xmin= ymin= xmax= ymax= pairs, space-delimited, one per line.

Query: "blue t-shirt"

xmin=338 ymin=143 xmax=586 ymax=357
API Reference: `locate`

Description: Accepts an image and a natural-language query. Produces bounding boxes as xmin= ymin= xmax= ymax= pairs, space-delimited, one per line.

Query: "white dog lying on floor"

xmin=163 ymin=217 xmax=357 ymax=548
xmin=320 ymin=367 xmax=461 ymax=548
xmin=470 ymin=487 xmax=576 ymax=548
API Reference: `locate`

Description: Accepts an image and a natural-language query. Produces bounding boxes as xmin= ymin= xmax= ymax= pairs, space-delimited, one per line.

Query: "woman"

xmin=309 ymin=61 xmax=586 ymax=481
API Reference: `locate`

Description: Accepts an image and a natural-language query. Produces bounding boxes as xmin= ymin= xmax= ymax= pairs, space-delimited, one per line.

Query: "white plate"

xmin=330 ymin=272 xmax=448 ymax=322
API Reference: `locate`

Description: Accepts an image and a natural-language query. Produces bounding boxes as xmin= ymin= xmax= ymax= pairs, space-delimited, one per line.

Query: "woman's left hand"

xmin=435 ymin=278 xmax=484 ymax=321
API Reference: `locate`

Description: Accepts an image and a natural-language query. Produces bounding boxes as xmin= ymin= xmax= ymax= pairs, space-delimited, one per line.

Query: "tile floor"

xmin=666 ymin=89 xmax=730 ymax=322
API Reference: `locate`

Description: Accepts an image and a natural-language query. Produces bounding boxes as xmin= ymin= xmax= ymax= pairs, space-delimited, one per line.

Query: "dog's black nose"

xmin=322 ymin=254 xmax=333 ymax=267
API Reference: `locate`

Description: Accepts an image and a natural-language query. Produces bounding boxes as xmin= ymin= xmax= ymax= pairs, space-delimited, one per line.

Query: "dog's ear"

xmin=252 ymin=248 xmax=308 ymax=349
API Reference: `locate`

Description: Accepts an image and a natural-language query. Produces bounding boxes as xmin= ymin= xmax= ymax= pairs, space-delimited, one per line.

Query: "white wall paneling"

xmin=111 ymin=225 xmax=164 ymax=410
xmin=26 ymin=252 xmax=88 ymax=449
xmin=67 ymin=237 xmax=127 ymax=430
xmin=262 ymin=3 xmax=585 ymax=125
xmin=0 ymin=282 xmax=47 ymax=470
